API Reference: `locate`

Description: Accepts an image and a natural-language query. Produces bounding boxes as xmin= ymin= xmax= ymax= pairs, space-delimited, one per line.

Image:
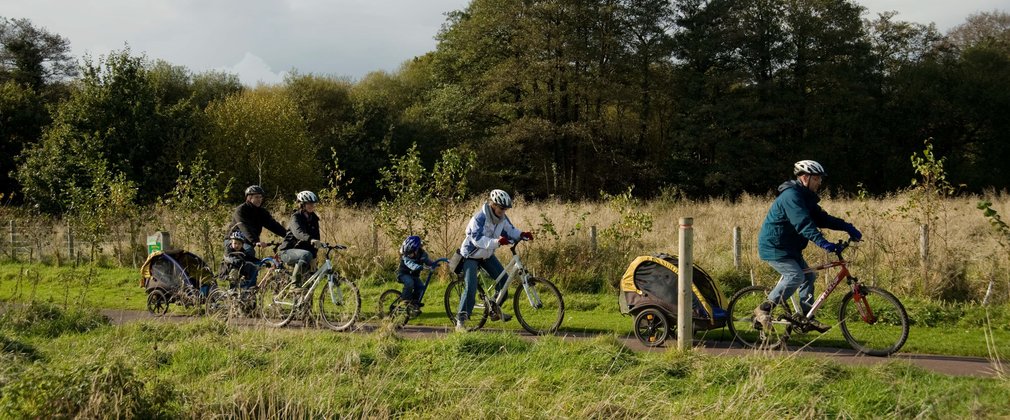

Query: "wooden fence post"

xmin=372 ymin=224 xmax=379 ymax=255
xmin=9 ymin=220 xmax=15 ymax=262
xmin=919 ymin=224 xmax=929 ymax=265
xmin=590 ymin=225 xmax=597 ymax=253
xmin=67 ymin=226 xmax=75 ymax=259
xmin=732 ymin=226 xmax=741 ymax=270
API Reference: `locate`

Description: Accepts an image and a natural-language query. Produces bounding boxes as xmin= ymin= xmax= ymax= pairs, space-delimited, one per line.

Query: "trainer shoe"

xmin=455 ymin=314 xmax=468 ymax=332
xmin=489 ymin=311 xmax=512 ymax=322
xmin=806 ymin=318 xmax=831 ymax=333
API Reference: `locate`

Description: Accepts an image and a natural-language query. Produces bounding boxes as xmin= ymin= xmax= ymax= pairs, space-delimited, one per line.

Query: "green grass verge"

xmin=0 ymin=303 xmax=1007 ymax=418
xmin=1 ymin=262 xmax=1008 ymax=358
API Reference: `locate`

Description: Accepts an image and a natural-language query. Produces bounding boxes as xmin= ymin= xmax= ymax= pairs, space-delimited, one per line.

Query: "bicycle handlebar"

xmin=832 ymin=238 xmax=861 ymax=259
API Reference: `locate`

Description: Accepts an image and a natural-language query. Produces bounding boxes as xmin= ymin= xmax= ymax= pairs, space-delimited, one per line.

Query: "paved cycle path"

xmin=99 ymin=309 xmax=999 ymax=378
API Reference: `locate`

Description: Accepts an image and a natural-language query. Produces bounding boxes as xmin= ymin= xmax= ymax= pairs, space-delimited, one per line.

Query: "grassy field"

xmin=3 ymin=262 xmax=1009 ymax=359
xmin=0 ymin=303 xmax=1008 ymax=418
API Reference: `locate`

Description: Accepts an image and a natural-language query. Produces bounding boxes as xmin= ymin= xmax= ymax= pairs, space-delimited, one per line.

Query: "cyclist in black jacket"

xmin=279 ymin=190 xmax=321 ymax=285
xmin=228 ymin=185 xmax=287 ymax=256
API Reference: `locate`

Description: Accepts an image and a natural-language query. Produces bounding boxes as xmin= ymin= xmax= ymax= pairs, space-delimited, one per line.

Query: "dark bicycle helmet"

xmin=245 ymin=185 xmax=266 ymax=196
xmin=400 ymin=235 xmax=422 ymax=255
xmin=793 ymin=160 xmax=827 ymax=177
xmin=227 ymin=231 xmax=248 ymax=242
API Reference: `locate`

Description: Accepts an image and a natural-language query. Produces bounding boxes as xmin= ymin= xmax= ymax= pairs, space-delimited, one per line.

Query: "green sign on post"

xmin=147 ymin=231 xmax=171 ymax=255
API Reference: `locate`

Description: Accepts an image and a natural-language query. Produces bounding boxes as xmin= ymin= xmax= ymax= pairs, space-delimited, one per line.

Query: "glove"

xmin=815 ymin=238 xmax=840 ymax=254
xmin=844 ymin=224 xmax=863 ymax=242
xmin=520 ymin=232 xmax=534 ymax=241
xmin=497 ymin=236 xmax=511 ymax=246
xmin=310 ymin=239 xmax=322 ymax=247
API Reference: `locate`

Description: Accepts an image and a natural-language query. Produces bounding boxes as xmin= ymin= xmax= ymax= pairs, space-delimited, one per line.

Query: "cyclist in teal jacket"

xmin=754 ymin=160 xmax=861 ymax=332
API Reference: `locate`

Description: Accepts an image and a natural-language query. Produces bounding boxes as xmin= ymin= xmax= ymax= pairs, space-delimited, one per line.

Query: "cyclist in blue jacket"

xmin=398 ymin=235 xmax=434 ymax=316
xmin=455 ymin=189 xmax=533 ymax=332
xmin=753 ymin=160 xmax=862 ymax=333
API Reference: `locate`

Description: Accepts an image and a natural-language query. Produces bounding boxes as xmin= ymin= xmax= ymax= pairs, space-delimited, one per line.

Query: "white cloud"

xmin=2 ymin=0 xmax=1007 ymax=86
xmin=222 ymin=52 xmax=288 ymax=87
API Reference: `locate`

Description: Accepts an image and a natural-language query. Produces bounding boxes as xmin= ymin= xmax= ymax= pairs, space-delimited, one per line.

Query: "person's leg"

xmin=481 ymin=255 xmax=508 ymax=299
xmin=457 ymin=259 xmax=480 ymax=321
xmin=410 ymin=276 xmax=424 ymax=305
xmin=397 ymin=272 xmax=415 ymax=301
xmin=281 ymin=250 xmax=313 ymax=286
xmin=765 ymin=259 xmax=806 ymax=309
xmin=480 ymin=256 xmax=511 ymax=321
xmin=794 ymin=258 xmax=817 ymax=316
xmin=240 ymin=262 xmax=258 ymax=288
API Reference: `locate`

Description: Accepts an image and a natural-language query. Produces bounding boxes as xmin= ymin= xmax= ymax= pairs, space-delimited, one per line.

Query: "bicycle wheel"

xmin=378 ymin=289 xmax=409 ymax=326
xmin=147 ymin=290 xmax=169 ymax=316
xmin=258 ymin=274 xmax=297 ymax=327
xmin=633 ymin=307 xmax=671 ymax=347
xmin=838 ymin=285 xmax=909 ymax=356
xmin=512 ymin=276 xmax=565 ymax=335
xmin=443 ymin=278 xmax=489 ymax=331
xmin=318 ymin=275 xmax=361 ymax=332
xmin=727 ymin=285 xmax=789 ymax=350
xmin=205 ymin=288 xmax=234 ymax=322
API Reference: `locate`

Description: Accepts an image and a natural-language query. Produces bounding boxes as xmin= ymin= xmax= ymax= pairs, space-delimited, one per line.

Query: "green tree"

xmin=0 ymin=17 xmax=76 ymax=90
xmin=0 ymin=80 xmax=46 ymax=197
xmin=161 ymin=153 xmax=234 ymax=268
xmin=15 ymin=49 xmax=200 ymax=211
xmin=203 ymin=87 xmax=320 ymax=199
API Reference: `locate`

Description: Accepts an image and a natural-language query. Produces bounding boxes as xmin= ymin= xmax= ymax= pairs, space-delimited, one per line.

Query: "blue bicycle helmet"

xmin=400 ymin=235 xmax=422 ymax=255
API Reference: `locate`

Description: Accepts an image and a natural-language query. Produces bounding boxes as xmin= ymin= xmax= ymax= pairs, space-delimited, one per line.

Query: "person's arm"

xmin=261 ymin=208 xmax=287 ymax=238
xmin=781 ymin=189 xmax=828 ymax=244
xmin=234 ymin=206 xmax=255 ymax=240
xmin=402 ymin=254 xmax=424 ymax=272
xmin=502 ymin=216 xmax=522 ymax=242
xmin=289 ymin=213 xmax=313 ymax=242
xmin=809 ymin=205 xmax=849 ymax=231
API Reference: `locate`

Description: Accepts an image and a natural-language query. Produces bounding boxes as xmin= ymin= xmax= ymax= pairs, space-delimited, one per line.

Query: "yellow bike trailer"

xmin=619 ymin=253 xmax=727 ymax=347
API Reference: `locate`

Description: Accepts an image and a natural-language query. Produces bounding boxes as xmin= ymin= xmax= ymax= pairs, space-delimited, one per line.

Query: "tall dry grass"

xmin=4 ymin=191 xmax=1010 ymax=301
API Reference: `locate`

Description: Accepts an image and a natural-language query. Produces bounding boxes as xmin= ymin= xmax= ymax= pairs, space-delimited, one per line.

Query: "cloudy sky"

xmin=3 ymin=0 xmax=1008 ymax=86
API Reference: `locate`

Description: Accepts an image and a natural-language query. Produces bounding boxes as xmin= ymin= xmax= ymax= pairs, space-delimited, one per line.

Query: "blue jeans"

xmin=766 ymin=258 xmax=817 ymax=316
xmin=457 ymin=255 xmax=507 ymax=318
xmin=280 ymin=249 xmax=314 ymax=284
xmin=398 ymin=272 xmax=424 ymax=304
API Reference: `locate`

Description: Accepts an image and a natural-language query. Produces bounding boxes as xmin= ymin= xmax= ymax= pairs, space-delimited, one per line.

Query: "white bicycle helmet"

xmin=793 ymin=160 xmax=827 ymax=177
xmin=489 ymin=189 xmax=512 ymax=209
xmin=296 ymin=190 xmax=319 ymax=203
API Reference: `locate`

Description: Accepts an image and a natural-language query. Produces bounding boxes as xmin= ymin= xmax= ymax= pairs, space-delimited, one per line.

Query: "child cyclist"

xmin=223 ymin=231 xmax=259 ymax=288
xmin=455 ymin=189 xmax=533 ymax=332
xmin=398 ymin=235 xmax=435 ymax=316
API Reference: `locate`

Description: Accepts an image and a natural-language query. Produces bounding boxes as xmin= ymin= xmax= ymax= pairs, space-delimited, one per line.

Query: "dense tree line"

xmin=2 ymin=3 xmax=1009 ymax=214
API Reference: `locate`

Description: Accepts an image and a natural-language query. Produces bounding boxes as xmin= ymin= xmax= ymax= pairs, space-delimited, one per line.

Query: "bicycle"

xmin=727 ymin=239 xmax=910 ymax=356
xmin=205 ymin=242 xmax=283 ymax=322
xmin=377 ymin=258 xmax=450 ymax=326
xmin=443 ymin=240 xmax=565 ymax=335
xmin=258 ymin=242 xmax=361 ymax=331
